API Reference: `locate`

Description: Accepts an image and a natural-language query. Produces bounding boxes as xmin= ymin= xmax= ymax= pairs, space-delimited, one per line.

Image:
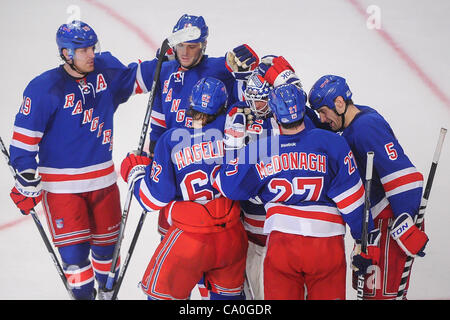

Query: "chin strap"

xmin=334 ymin=104 xmax=349 ymax=132
xmin=60 ymin=54 xmax=89 ymax=78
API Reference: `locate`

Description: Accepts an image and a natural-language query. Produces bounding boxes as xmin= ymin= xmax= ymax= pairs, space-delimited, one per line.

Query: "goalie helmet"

xmin=172 ymin=14 xmax=209 ymax=44
xmin=244 ymin=71 xmax=272 ymax=118
xmin=56 ymin=20 xmax=99 ymax=60
xmin=308 ymin=75 xmax=352 ymax=111
xmin=268 ymin=83 xmax=306 ymax=124
xmin=190 ymin=77 xmax=228 ymax=115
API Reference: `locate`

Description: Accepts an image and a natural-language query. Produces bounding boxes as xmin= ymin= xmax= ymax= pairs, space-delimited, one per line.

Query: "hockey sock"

xmin=59 ymin=242 xmax=95 ymax=300
xmin=91 ymin=244 xmax=120 ymax=289
xmin=197 ymin=275 xmax=210 ymax=300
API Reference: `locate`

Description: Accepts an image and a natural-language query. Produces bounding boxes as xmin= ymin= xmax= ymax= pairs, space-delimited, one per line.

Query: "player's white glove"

xmin=258 ymin=55 xmax=302 ymax=88
xmin=390 ymin=212 xmax=429 ymax=257
xmin=224 ymin=106 xmax=248 ymax=150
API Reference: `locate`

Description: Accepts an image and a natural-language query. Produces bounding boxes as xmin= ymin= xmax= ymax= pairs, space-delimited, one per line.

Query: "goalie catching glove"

xmin=390 ymin=212 xmax=429 ymax=257
xmin=10 ymin=169 xmax=43 ymax=215
xmin=120 ymin=151 xmax=152 ymax=184
xmin=351 ymin=228 xmax=381 ymax=276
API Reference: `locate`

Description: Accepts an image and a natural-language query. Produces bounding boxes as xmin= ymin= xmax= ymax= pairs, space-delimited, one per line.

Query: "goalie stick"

xmin=396 ymin=127 xmax=447 ymax=300
xmin=0 ymin=136 xmax=76 ymax=300
xmin=105 ymin=26 xmax=201 ymax=292
xmin=356 ymin=151 xmax=374 ymax=300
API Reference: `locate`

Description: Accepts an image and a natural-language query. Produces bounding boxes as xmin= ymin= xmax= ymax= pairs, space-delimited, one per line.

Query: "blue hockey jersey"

xmin=342 ymin=105 xmax=423 ymax=220
xmin=10 ymin=52 xmax=157 ymax=193
xmin=239 ymin=109 xmax=318 ymax=244
xmin=133 ymin=114 xmax=228 ymax=212
xmin=149 ymin=55 xmax=239 ymax=143
xmin=214 ymin=128 xmax=374 ymax=240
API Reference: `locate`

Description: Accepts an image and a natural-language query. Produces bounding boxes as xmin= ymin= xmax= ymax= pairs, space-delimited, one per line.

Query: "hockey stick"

xmin=110 ymin=196 xmax=147 ymax=300
xmin=356 ymin=151 xmax=375 ymax=300
xmin=396 ymin=127 xmax=447 ymax=300
xmin=0 ymin=136 xmax=75 ymax=300
xmin=105 ymin=26 xmax=201 ymax=292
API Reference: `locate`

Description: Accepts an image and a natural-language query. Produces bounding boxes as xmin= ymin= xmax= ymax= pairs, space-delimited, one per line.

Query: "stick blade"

xmin=167 ymin=26 xmax=201 ymax=47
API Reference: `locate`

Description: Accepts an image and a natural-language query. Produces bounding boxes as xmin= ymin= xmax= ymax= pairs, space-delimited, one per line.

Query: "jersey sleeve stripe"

xmin=12 ymin=131 xmax=42 ymax=145
xmin=151 ymin=111 xmax=167 ymax=128
xmin=382 ymin=171 xmax=423 ymax=193
xmin=133 ymin=61 xmax=149 ymax=95
xmin=332 ymin=180 xmax=365 ymax=214
xmin=11 ymin=126 xmax=44 ymax=152
xmin=139 ymin=180 xmax=168 ymax=211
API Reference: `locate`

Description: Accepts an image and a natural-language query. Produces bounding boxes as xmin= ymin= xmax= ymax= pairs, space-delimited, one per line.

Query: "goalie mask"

xmin=244 ymin=71 xmax=272 ymax=119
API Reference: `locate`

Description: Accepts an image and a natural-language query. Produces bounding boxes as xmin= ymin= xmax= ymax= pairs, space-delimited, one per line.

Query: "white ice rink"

xmin=0 ymin=0 xmax=449 ymax=300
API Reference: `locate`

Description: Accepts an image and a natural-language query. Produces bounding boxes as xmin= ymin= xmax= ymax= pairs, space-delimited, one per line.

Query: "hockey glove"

xmin=351 ymin=228 xmax=381 ymax=276
xmin=120 ymin=151 xmax=151 ymax=184
xmin=224 ymin=106 xmax=248 ymax=151
xmin=156 ymin=47 xmax=175 ymax=62
xmin=258 ymin=55 xmax=302 ymax=88
xmin=226 ymin=44 xmax=259 ymax=78
xmin=10 ymin=169 xmax=43 ymax=215
xmin=390 ymin=212 xmax=429 ymax=257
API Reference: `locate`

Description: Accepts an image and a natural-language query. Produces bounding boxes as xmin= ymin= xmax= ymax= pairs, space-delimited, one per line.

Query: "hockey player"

xmin=148 ymin=14 xmax=258 ymax=298
xmin=225 ymin=55 xmax=315 ymax=299
xmin=120 ymin=77 xmax=248 ymax=300
xmin=308 ymin=75 xmax=428 ymax=299
xmin=8 ymin=21 xmax=158 ymax=299
xmin=149 ymin=13 xmax=259 ymax=155
xmin=214 ymin=83 xmax=380 ymax=300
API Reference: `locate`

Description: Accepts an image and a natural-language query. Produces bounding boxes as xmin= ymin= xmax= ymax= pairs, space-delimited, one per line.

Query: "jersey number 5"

xmin=384 ymin=142 xmax=398 ymax=160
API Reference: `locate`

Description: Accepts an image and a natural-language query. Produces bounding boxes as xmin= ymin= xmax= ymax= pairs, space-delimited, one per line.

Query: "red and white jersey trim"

xmin=132 ymin=61 xmax=149 ymax=95
xmin=380 ymin=167 xmax=423 ymax=197
xmin=332 ymin=179 xmax=365 ymax=215
xmin=11 ymin=126 xmax=43 ymax=152
xmin=139 ymin=179 xmax=168 ymax=211
xmin=264 ymin=203 xmax=346 ymax=237
xmin=150 ymin=110 xmax=167 ymax=129
xmin=242 ymin=212 xmax=266 ymax=236
xmin=39 ymin=160 xmax=117 ymax=193
xmin=371 ymin=197 xmax=389 ymax=219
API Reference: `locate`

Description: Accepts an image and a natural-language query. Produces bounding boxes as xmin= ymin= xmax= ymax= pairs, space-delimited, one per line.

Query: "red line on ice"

xmin=81 ymin=0 xmax=159 ymax=51
xmin=346 ymin=0 xmax=450 ymax=109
